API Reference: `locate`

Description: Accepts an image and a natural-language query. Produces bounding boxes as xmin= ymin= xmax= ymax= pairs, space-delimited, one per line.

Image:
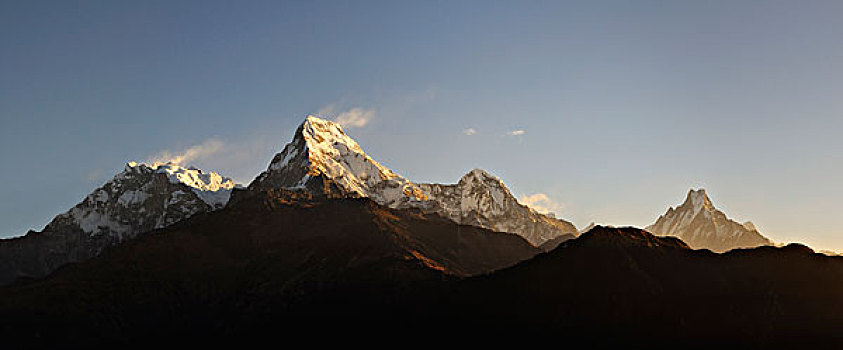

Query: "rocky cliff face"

xmin=239 ymin=115 xmax=577 ymax=246
xmin=646 ymin=189 xmax=772 ymax=252
xmin=0 ymin=162 xmax=235 ymax=285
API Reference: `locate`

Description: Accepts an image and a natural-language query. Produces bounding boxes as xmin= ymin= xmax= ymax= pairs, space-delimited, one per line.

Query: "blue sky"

xmin=2 ymin=1 xmax=843 ymax=250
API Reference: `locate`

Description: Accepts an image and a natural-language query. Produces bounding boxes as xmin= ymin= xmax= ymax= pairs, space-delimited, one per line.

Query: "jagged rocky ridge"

xmin=0 ymin=162 xmax=235 ymax=285
xmin=646 ymin=189 xmax=773 ymax=252
xmin=236 ymin=115 xmax=577 ymax=246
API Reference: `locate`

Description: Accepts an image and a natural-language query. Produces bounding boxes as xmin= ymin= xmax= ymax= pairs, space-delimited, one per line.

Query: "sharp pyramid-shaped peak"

xmin=682 ymin=188 xmax=714 ymax=212
xmin=298 ymin=115 xmax=365 ymax=155
xmin=244 ymin=115 xmax=427 ymax=207
xmin=458 ymin=168 xmax=510 ymax=191
xmin=453 ymin=169 xmax=519 ymax=217
xmin=646 ymin=188 xmax=772 ymax=252
xmin=294 ymin=115 xmax=400 ymax=181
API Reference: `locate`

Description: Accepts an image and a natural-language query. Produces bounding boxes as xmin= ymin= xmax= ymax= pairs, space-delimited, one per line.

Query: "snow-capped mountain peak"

xmin=0 ymin=162 xmax=238 ymax=285
xmin=455 ymin=169 xmax=511 ymax=215
xmin=248 ymin=115 xmax=427 ymax=207
xmin=293 ymin=115 xmax=407 ymax=189
xmin=460 ymin=168 xmax=501 ymax=183
xmin=418 ymin=169 xmax=578 ymax=246
xmin=61 ymin=162 xmax=237 ymax=238
xmin=684 ymin=188 xmax=714 ymax=213
xmin=646 ymin=188 xmax=772 ymax=252
xmin=300 ymin=115 xmax=365 ymax=154
xmin=124 ymin=161 xmax=236 ymax=208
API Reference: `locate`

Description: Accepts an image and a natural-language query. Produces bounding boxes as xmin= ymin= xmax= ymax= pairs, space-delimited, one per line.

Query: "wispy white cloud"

xmin=463 ymin=128 xmax=477 ymax=136
xmin=317 ymin=104 xmax=376 ymax=128
xmin=507 ymin=129 xmax=526 ymax=136
xmin=519 ymin=193 xmax=564 ymax=217
xmin=143 ymin=135 xmax=277 ymax=184
xmin=146 ymin=138 xmax=225 ymax=166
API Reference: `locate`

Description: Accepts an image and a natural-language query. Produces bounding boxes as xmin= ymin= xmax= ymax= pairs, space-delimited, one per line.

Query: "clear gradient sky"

xmin=2 ymin=1 xmax=842 ymax=250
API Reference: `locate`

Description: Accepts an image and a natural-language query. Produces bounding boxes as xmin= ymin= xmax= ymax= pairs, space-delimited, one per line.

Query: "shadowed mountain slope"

xmin=0 ymin=189 xmax=538 ymax=347
xmin=445 ymin=226 xmax=843 ymax=346
xmin=3 ymin=211 xmax=843 ymax=347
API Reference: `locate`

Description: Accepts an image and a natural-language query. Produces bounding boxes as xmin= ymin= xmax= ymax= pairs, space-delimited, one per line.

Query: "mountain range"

xmin=0 ymin=116 xmax=780 ymax=286
xmin=236 ymin=115 xmax=578 ymax=245
xmin=0 ymin=114 xmax=823 ymax=347
xmin=0 ymin=116 xmax=577 ymax=285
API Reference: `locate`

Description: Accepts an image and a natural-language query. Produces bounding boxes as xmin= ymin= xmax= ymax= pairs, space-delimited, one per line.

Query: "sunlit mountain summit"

xmin=647 ymin=188 xmax=772 ymax=252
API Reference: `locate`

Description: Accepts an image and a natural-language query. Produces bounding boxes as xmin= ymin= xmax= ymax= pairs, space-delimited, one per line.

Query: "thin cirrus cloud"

xmin=519 ymin=193 xmax=564 ymax=217
xmin=317 ymin=105 xmax=376 ymax=128
xmin=507 ymin=129 xmax=526 ymax=136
